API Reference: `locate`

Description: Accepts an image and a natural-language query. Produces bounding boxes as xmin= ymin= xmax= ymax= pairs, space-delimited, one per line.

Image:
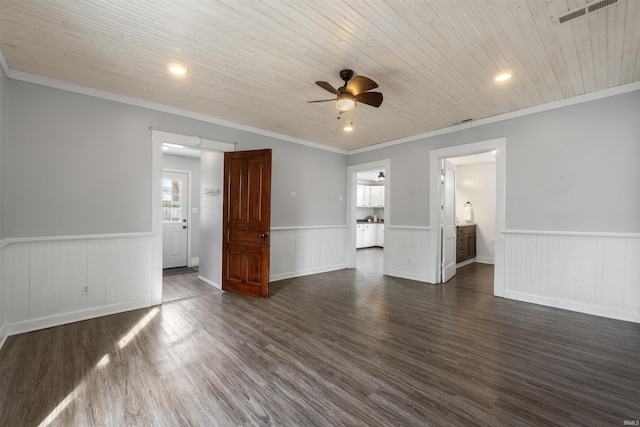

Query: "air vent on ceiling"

xmin=558 ymin=8 xmax=586 ymax=23
xmin=553 ymin=0 xmax=623 ymax=24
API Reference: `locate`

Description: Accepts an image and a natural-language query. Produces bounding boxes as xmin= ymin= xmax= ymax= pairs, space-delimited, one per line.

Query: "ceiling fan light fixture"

xmin=343 ymin=121 xmax=354 ymax=132
xmin=336 ymin=93 xmax=356 ymax=112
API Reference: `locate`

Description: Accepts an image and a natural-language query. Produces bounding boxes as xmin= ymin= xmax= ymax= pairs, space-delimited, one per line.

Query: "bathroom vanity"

xmin=456 ymin=224 xmax=476 ymax=263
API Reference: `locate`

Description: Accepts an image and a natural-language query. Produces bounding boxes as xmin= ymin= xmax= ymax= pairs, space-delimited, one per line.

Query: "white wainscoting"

xmin=269 ymin=226 xmax=348 ymax=282
xmin=2 ymin=233 xmax=156 ymax=335
xmin=504 ymin=230 xmax=640 ymax=323
xmin=385 ymin=226 xmax=433 ymax=283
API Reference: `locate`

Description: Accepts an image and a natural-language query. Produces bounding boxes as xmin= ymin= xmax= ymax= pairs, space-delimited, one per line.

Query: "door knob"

xmin=183 ymin=225 xmax=188 ymax=229
xmin=183 ymin=219 xmax=187 ymax=222
xmin=260 ymin=232 xmax=268 ymax=240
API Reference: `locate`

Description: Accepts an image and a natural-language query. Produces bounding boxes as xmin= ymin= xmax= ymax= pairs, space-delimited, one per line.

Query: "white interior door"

xmin=162 ymin=171 xmax=189 ymax=269
xmin=441 ymin=160 xmax=457 ymax=282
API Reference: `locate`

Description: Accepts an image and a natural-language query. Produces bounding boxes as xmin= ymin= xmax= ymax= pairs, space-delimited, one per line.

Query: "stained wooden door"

xmin=222 ymin=149 xmax=272 ymax=297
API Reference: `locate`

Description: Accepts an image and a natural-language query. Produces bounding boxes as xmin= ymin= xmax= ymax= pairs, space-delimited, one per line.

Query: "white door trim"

xmin=347 ymin=159 xmax=391 ymax=273
xmin=429 ymin=137 xmax=507 ymax=296
xmin=163 ymin=168 xmax=192 ymax=267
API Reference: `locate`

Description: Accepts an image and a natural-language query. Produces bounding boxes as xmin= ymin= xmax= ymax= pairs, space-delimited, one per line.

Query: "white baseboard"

xmin=456 ymin=258 xmax=476 ymax=268
xmin=7 ymin=301 xmax=155 ymax=336
xmin=270 ymin=263 xmax=347 ymax=282
xmin=387 ymin=269 xmax=432 ymax=284
xmin=198 ymin=275 xmax=222 ymax=291
xmin=505 ymin=290 xmax=640 ymax=324
xmin=456 ymin=257 xmax=494 ymax=267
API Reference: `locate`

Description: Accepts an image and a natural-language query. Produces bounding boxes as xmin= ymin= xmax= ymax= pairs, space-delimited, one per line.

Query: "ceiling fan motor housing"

xmin=340 ymin=69 xmax=354 ymax=83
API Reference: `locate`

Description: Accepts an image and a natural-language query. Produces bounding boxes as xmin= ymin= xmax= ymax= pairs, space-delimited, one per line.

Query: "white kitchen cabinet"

xmin=356 ymin=223 xmax=376 ymax=248
xmin=376 ymin=224 xmax=384 ymax=247
xmin=363 ymin=224 xmax=375 ymax=247
xmin=358 ymin=185 xmax=384 ymax=207
xmin=370 ymin=186 xmax=385 ymax=207
xmin=356 ymin=224 xmax=364 ymax=248
xmin=357 ymin=185 xmax=371 ymax=207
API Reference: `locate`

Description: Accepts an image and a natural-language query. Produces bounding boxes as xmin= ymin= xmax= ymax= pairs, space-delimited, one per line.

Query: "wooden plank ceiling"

xmin=0 ymin=0 xmax=638 ymax=151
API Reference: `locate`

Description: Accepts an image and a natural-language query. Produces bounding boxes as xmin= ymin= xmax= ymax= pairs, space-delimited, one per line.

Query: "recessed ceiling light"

xmin=168 ymin=63 xmax=188 ymax=75
xmin=495 ymin=72 xmax=511 ymax=82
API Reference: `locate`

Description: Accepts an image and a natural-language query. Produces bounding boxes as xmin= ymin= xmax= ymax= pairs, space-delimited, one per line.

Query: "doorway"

xmin=440 ymin=152 xmax=498 ymax=283
xmin=347 ymin=159 xmax=391 ymax=274
xmin=355 ymin=168 xmax=386 ymax=273
xmin=429 ymin=138 xmax=506 ymax=296
xmin=151 ymin=130 xmax=236 ymax=305
xmin=161 ymin=146 xmax=204 ymax=303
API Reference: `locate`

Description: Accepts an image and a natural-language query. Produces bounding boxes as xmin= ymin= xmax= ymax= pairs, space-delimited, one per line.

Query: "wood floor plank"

xmin=1 ymin=262 xmax=639 ymax=426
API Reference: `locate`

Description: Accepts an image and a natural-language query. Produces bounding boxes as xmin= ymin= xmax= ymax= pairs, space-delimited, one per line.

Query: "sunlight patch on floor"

xmin=37 ymin=308 xmax=160 ymax=426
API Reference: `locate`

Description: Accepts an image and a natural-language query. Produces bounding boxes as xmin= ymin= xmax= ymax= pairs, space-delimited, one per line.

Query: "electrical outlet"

xmin=82 ymin=285 xmax=90 ymax=296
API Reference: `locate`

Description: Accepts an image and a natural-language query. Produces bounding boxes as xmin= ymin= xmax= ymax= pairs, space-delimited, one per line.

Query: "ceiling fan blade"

xmin=315 ymin=81 xmax=339 ymax=95
xmin=346 ymin=76 xmax=378 ymax=95
xmin=307 ymin=99 xmax=335 ymax=103
xmin=355 ymin=92 xmax=383 ymax=108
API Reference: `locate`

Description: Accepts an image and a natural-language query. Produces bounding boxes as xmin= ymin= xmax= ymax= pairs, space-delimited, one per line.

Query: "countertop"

xmin=357 ymin=219 xmax=384 ymax=223
xmin=456 ymin=223 xmax=476 ymax=227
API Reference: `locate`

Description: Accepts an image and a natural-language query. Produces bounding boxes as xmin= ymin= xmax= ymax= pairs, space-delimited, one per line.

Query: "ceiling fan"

xmin=308 ymin=69 xmax=383 ymax=113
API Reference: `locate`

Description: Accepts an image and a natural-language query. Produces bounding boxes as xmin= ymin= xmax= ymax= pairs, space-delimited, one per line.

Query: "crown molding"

xmin=2 ymin=48 xmax=638 ymax=157
xmin=0 ymin=48 xmax=347 ymax=155
xmin=348 ymin=81 xmax=640 ymax=155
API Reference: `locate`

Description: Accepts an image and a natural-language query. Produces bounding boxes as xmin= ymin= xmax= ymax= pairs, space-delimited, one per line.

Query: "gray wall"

xmin=5 ymin=80 xmax=347 ymax=238
xmin=163 ymin=154 xmax=201 ymax=259
xmin=199 ymin=150 xmax=224 ymax=284
xmin=349 ymin=90 xmax=640 ymax=233
xmin=236 ymin=136 xmax=347 ymax=227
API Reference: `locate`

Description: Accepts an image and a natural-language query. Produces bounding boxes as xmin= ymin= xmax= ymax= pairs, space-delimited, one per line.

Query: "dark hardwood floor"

xmin=1 ymin=263 xmax=639 ymax=426
xmin=162 ymin=267 xmax=216 ymax=303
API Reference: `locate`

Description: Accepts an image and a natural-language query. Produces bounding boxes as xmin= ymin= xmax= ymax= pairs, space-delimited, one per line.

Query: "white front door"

xmin=162 ymin=171 xmax=189 ymax=269
xmin=441 ymin=160 xmax=457 ymax=282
